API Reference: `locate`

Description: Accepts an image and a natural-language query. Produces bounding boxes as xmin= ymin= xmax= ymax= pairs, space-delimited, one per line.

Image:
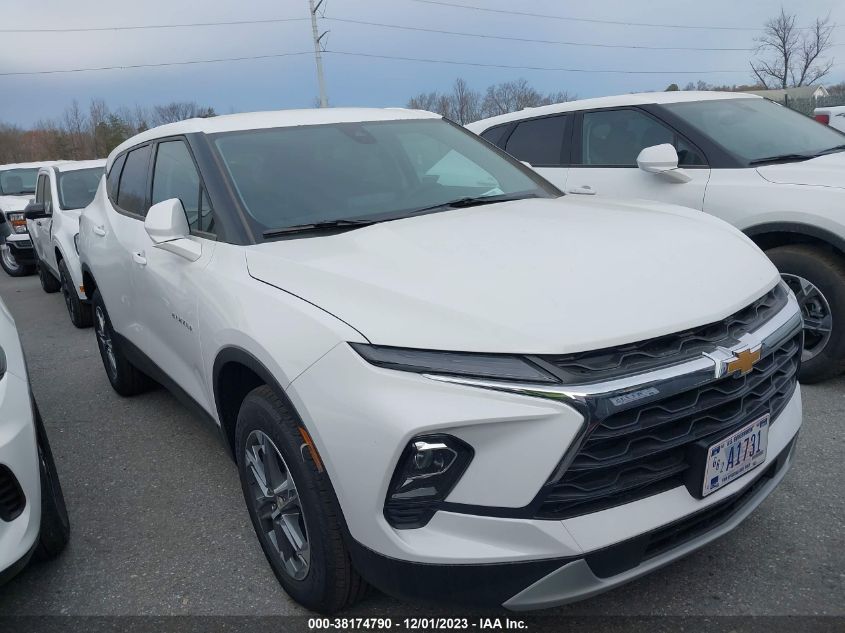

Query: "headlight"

xmin=384 ymin=433 xmax=474 ymax=529
xmin=350 ymin=343 xmax=558 ymax=383
xmin=9 ymin=213 xmax=27 ymax=234
xmin=74 ymin=233 xmax=80 ymax=254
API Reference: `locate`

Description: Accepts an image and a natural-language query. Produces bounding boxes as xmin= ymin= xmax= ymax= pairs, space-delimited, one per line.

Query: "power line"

xmin=1 ymin=48 xmax=839 ymax=78
xmin=0 ymin=52 xmax=312 ymax=76
xmin=326 ymin=17 xmax=757 ymax=51
xmin=323 ymin=50 xmax=758 ymax=74
xmin=0 ymin=17 xmax=307 ymax=33
xmin=408 ymin=0 xmax=841 ymax=31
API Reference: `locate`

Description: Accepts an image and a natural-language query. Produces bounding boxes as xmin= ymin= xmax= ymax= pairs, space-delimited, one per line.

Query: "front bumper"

xmin=0 ymin=371 xmax=41 ymax=578
xmin=346 ymin=434 xmax=797 ymax=608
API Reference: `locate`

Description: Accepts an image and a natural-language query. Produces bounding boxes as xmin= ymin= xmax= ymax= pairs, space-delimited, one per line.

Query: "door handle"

xmin=93 ymin=225 xmax=106 ymax=236
xmin=567 ymin=185 xmax=597 ymax=195
xmin=132 ymin=251 xmax=147 ymax=266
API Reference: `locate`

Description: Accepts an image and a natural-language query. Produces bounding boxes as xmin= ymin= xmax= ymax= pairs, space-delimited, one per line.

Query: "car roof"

xmin=465 ymin=91 xmax=761 ymax=132
xmin=49 ymin=159 xmax=106 ymax=174
xmin=0 ymin=160 xmax=67 ymax=171
xmin=106 ymin=107 xmax=442 ymax=171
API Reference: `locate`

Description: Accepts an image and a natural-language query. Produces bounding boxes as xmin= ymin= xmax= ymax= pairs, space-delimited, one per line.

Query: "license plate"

xmin=702 ymin=414 xmax=769 ymax=497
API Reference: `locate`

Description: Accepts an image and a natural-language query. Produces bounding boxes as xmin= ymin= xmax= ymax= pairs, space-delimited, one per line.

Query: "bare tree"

xmin=407 ymin=91 xmax=441 ymax=112
xmin=751 ymin=9 xmax=835 ymax=88
xmin=152 ymin=101 xmax=216 ymax=125
xmin=450 ymin=78 xmax=481 ymax=125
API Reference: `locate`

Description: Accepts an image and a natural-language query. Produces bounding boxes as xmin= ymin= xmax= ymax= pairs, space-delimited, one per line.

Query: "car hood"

xmin=0 ymin=194 xmax=32 ymax=213
xmin=756 ymin=151 xmax=845 ymax=188
xmin=245 ymin=197 xmax=779 ymax=354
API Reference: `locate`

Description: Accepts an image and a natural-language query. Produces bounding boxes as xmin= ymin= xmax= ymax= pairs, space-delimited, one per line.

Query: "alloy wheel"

xmin=61 ymin=271 xmax=74 ymax=318
xmin=0 ymin=244 xmax=21 ymax=273
xmin=782 ymin=273 xmax=834 ymax=363
xmin=94 ymin=306 xmax=117 ymax=379
xmin=244 ymin=429 xmax=310 ymax=581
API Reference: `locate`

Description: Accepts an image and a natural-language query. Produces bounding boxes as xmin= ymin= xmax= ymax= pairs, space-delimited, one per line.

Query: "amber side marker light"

xmin=298 ymin=426 xmax=325 ymax=472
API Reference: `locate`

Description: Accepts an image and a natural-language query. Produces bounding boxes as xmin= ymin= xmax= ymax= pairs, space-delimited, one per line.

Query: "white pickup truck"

xmin=24 ymin=160 xmax=105 ymax=327
xmin=814 ymin=105 xmax=845 ymax=133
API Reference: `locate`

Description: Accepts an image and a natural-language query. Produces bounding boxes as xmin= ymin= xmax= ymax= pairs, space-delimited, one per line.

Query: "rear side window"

xmin=152 ymin=140 xmax=213 ymax=234
xmin=117 ymin=145 xmax=151 ymax=216
xmin=479 ymin=124 xmax=510 ymax=147
xmin=106 ymin=154 xmax=126 ymax=200
xmin=505 ymin=115 xmax=568 ymax=166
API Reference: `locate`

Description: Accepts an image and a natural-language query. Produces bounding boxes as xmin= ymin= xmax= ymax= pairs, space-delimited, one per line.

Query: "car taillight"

xmin=815 ymin=113 xmax=830 ymax=125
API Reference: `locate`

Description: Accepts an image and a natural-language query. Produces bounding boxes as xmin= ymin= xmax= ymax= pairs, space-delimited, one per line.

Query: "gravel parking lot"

xmin=0 ymin=271 xmax=842 ymax=618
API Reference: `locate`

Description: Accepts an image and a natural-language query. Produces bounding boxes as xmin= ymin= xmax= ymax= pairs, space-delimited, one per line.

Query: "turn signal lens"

xmin=9 ymin=213 xmax=27 ymax=234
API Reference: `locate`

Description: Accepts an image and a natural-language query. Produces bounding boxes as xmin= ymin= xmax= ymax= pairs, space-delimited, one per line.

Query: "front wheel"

xmin=236 ymin=386 xmax=368 ymax=613
xmin=0 ymin=244 xmax=35 ymax=277
xmin=59 ymin=259 xmax=92 ymax=328
xmin=767 ymin=244 xmax=845 ymax=383
xmin=33 ymin=401 xmax=70 ymax=561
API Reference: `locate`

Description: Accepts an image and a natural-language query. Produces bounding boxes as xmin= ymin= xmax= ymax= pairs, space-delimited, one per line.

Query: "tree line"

xmin=0 ymin=100 xmax=215 ymax=164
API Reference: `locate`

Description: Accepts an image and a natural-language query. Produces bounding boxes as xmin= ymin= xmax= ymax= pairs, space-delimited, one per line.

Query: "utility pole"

xmin=309 ymin=0 xmax=328 ymax=108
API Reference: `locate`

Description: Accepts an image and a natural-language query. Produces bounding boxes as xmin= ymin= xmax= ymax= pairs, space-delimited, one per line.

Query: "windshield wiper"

xmin=748 ymin=153 xmax=815 ymax=166
xmin=263 ymin=218 xmax=378 ymax=238
xmin=405 ymin=192 xmax=540 ymax=217
xmin=813 ymin=144 xmax=845 ymax=157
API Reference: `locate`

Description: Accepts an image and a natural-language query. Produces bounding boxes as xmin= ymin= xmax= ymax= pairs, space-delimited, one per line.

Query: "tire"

xmin=59 ymin=259 xmax=92 ymax=328
xmin=0 ymin=243 xmax=35 ymax=277
xmin=767 ymin=244 xmax=845 ymax=383
xmin=92 ymin=289 xmax=153 ymax=396
xmin=37 ymin=261 xmax=61 ymax=293
xmin=32 ymin=401 xmax=70 ymax=561
xmin=236 ymin=385 xmax=368 ymax=613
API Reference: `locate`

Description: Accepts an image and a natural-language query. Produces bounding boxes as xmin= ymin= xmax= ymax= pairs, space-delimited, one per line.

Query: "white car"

xmin=0 ymin=162 xmax=65 ymax=277
xmin=814 ymin=105 xmax=845 ymax=133
xmin=468 ymin=91 xmax=845 ymax=383
xmin=24 ymin=160 xmax=106 ymax=328
xmin=0 ymin=295 xmax=69 ymax=583
xmin=79 ymin=108 xmax=802 ymax=612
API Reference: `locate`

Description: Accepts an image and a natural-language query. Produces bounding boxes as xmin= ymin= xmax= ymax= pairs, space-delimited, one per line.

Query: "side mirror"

xmin=636 ymin=144 xmax=691 ymax=183
xmin=24 ymin=202 xmax=48 ymax=220
xmin=144 ymin=198 xmax=201 ymax=261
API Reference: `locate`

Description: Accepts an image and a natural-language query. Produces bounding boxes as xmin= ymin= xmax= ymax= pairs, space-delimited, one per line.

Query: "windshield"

xmin=660 ymin=98 xmax=845 ymax=164
xmin=58 ymin=167 xmax=103 ymax=210
xmin=211 ymin=118 xmax=556 ymax=235
xmin=0 ymin=168 xmax=38 ymax=196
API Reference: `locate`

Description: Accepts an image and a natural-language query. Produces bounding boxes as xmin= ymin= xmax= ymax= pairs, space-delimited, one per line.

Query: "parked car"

xmin=79 ymin=109 xmax=802 ymax=612
xmin=814 ymin=105 xmax=845 ymax=133
xmin=468 ymin=92 xmax=845 ymax=383
xmin=24 ymin=160 xmax=106 ymax=327
xmin=0 ymin=162 xmax=65 ymax=277
xmin=0 ymin=294 xmax=70 ymax=584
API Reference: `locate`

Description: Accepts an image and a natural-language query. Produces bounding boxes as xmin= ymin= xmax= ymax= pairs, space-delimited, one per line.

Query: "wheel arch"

xmin=80 ymin=264 xmax=97 ymax=300
xmin=744 ymin=222 xmax=845 ymax=260
xmin=212 ymin=346 xmax=298 ymax=462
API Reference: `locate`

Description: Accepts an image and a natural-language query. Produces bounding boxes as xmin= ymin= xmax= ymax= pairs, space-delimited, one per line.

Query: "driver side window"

xmin=151 ymin=140 xmax=214 ymax=235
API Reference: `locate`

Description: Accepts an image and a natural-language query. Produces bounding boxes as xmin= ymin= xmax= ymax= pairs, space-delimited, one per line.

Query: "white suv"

xmin=0 ymin=295 xmax=69 ymax=583
xmin=79 ymin=109 xmax=802 ymax=612
xmin=468 ymin=92 xmax=845 ymax=383
xmin=24 ymin=160 xmax=105 ymax=327
xmin=0 ymin=162 xmax=65 ymax=277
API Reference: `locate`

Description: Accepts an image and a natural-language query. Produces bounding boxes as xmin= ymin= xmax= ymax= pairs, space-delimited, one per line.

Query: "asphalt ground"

xmin=0 ymin=271 xmax=842 ymax=620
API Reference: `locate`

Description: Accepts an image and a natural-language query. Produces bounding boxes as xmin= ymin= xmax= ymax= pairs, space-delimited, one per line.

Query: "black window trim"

xmin=572 ymin=106 xmax=710 ymax=169
xmin=150 ymin=134 xmax=217 ymax=239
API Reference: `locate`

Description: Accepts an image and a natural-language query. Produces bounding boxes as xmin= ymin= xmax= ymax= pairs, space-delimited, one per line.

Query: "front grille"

xmin=539 ymin=284 xmax=788 ymax=384
xmin=536 ymin=331 xmax=801 ymax=520
xmin=0 ymin=464 xmax=26 ymax=522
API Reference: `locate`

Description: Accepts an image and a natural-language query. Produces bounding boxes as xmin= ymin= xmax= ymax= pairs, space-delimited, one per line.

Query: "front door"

xmin=565 ymin=108 xmax=710 ymax=209
xmin=28 ymin=173 xmax=55 ymax=273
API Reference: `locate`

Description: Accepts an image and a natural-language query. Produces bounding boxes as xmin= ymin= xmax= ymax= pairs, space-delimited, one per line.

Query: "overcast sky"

xmin=1 ymin=0 xmax=844 ymax=126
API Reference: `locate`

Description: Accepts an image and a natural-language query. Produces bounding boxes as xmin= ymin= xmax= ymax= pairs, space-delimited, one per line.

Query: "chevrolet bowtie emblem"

xmin=725 ymin=347 xmax=762 ymax=376
xmin=704 ymin=337 xmax=763 ymax=379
